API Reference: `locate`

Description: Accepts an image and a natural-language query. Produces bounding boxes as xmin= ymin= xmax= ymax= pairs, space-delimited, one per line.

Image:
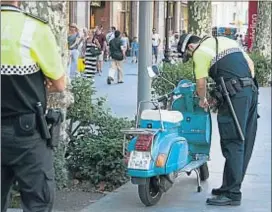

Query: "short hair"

xmin=115 ymin=30 xmax=121 ymax=38
xmin=111 ymin=26 xmax=116 ymax=31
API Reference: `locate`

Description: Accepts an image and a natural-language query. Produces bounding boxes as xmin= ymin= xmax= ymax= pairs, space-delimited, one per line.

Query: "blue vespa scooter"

xmin=121 ymin=64 xmax=212 ymax=206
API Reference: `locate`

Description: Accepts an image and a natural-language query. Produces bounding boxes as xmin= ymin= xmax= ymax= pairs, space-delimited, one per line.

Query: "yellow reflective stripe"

xmin=20 ymin=17 xmax=37 ymax=65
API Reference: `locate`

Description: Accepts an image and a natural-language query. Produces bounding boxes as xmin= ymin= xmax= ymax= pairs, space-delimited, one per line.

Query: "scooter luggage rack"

xmin=135 ymin=100 xmax=165 ymax=130
xmin=120 ymin=128 xmax=159 ymax=156
xmin=121 ymin=99 xmax=164 ymax=157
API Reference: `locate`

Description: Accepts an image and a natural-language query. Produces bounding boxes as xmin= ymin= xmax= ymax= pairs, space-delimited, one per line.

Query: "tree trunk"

xmin=253 ymin=1 xmax=271 ymax=59
xmin=130 ymin=1 xmax=139 ymax=38
xmin=20 ymin=1 xmax=74 ymax=189
xmin=188 ymin=1 xmax=212 ymax=37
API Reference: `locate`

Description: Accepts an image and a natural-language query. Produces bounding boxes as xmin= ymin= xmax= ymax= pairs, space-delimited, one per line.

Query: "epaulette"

xmin=24 ymin=12 xmax=48 ymax=24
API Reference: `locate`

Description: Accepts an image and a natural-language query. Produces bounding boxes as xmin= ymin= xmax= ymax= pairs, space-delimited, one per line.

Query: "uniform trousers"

xmin=217 ymin=86 xmax=258 ymax=200
xmin=1 ymin=123 xmax=55 ymax=212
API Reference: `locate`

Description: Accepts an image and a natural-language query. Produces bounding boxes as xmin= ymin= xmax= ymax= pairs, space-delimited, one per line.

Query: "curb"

xmin=7 ymin=183 xmax=131 ymax=212
xmin=79 ymin=182 xmax=132 ymax=212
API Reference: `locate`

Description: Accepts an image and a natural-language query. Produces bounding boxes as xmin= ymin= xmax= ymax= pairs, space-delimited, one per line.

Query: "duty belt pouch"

xmin=15 ymin=114 xmax=36 ymax=136
xmin=46 ymin=109 xmax=64 ymax=148
xmin=225 ymin=80 xmax=236 ymax=96
xmin=231 ymin=79 xmax=242 ymax=92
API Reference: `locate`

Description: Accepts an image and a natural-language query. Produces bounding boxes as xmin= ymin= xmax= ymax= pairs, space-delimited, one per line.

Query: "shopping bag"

xmin=77 ymin=58 xmax=85 ymax=72
xmin=108 ymin=68 xmax=116 ymax=79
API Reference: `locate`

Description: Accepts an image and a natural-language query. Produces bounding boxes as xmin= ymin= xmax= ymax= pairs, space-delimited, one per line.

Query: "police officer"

xmin=177 ymin=33 xmax=258 ymax=206
xmin=1 ymin=1 xmax=66 ymax=211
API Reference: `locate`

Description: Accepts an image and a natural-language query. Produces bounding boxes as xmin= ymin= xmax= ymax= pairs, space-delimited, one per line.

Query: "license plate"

xmin=128 ymin=151 xmax=151 ymax=170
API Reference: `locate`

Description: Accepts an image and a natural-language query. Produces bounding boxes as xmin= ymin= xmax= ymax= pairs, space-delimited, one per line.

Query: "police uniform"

xmin=180 ymin=35 xmax=258 ymax=205
xmin=1 ymin=5 xmax=64 ymax=211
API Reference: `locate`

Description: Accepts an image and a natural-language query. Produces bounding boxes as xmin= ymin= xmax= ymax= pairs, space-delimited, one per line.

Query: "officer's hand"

xmin=199 ymin=97 xmax=209 ymax=110
xmin=44 ymin=78 xmax=53 ymax=89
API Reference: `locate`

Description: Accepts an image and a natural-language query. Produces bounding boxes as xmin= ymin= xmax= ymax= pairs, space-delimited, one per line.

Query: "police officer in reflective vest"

xmin=177 ymin=33 xmax=258 ymax=206
xmin=1 ymin=1 xmax=66 ymax=211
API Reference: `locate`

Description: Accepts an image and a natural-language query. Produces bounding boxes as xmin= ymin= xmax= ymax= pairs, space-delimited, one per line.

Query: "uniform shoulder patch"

xmin=24 ymin=12 xmax=48 ymax=24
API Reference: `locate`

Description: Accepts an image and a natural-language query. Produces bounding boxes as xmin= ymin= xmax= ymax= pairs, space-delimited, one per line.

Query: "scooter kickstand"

xmin=194 ymin=169 xmax=202 ymax=192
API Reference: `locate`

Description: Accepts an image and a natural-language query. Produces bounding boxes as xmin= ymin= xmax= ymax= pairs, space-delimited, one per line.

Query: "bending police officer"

xmin=1 ymin=1 xmax=66 ymax=211
xmin=177 ymin=33 xmax=258 ymax=206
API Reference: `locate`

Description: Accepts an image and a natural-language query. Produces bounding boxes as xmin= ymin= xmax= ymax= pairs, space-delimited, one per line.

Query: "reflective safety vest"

xmin=1 ymin=5 xmax=65 ymax=117
xmin=193 ymin=36 xmax=254 ymax=80
xmin=1 ymin=5 xmax=64 ymax=79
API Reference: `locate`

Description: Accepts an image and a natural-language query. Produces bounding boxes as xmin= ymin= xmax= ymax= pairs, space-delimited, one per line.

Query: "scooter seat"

xmin=141 ymin=109 xmax=183 ymax=123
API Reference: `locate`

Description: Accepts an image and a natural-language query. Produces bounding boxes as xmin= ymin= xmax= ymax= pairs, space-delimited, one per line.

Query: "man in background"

xmin=152 ymin=28 xmax=161 ymax=63
xmin=94 ymin=27 xmax=107 ymax=75
xmin=108 ymin=30 xmax=125 ymax=84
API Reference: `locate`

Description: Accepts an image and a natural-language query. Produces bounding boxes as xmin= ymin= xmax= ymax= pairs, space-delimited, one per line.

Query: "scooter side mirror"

xmin=147 ymin=65 xmax=160 ymax=78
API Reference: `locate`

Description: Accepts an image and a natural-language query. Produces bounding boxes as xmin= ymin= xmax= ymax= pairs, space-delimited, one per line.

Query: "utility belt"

xmin=1 ymin=104 xmax=64 ymax=148
xmin=210 ymin=77 xmax=257 ymax=104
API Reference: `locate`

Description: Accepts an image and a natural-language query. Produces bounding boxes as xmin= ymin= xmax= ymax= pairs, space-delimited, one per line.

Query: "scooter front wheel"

xmin=138 ymin=177 xmax=163 ymax=206
xmin=199 ymin=162 xmax=209 ymax=181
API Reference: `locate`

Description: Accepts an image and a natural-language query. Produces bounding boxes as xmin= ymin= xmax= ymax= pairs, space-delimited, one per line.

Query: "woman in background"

xmin=82 ymin=30 xmax=101 ymax=80
xmin=121 ymin=32 xmax=130 ymax=60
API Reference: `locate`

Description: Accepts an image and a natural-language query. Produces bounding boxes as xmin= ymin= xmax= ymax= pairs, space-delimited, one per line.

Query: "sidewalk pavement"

xmin=8 ymin=59 xmax=271 ymax=212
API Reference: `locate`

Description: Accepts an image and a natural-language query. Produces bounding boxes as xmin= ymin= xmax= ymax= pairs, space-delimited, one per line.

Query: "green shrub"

xmin=66 ymin=77 xmax=133 ymax=191
xmin=152 ymin=61 xmax=195 ymax=96
xmin=249 ymin=51 xmax=271 ymax=86
xmin=67 ymin=77 xmax=96 ymax=127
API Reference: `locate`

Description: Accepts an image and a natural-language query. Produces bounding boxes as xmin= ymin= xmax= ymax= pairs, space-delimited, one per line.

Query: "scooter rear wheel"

xmin=199 ymin=162 xmax=209 ymax=181
xmin=138 ymin=177 xmax=163 ymax=206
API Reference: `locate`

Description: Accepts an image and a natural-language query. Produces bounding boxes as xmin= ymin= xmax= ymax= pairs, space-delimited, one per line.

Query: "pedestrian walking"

xmin=94 ymin=27 xmax=107 ymax=75
xmin=108 ymin=30 xmax=125 ymax=84
xmin=1 ymin=1 xmax=66 ymax=211
xmin=121 ymin=32 xmax=130 ymax=60
xmin=82 ymin=29 xmax=101 ymax=80
xmin=131 ymin=37 xmax=139 ymax=63
xmin=177 ymin=33 xmax=258 ymax=206
xmin=152 ymin=28 xmax=161 ymax=63
xmin=68 ymin=23 xmax=81 ymax=78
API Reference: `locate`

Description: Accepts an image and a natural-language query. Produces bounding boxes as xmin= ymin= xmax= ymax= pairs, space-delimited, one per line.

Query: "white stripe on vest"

xmin=20 ymin=17 xmax=37 ymax=65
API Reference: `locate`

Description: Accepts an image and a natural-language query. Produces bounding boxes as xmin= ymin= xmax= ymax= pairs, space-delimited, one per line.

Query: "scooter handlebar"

xmin=157 ymin=92 xmax=172 ymax=102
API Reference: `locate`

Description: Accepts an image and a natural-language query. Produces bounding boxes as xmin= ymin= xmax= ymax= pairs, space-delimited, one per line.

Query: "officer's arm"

xmin=196 ymin=78 xmax=207 ymax=99
xmin=32 ymin=24 xmax=66 ymax=92
xmin=193 ymin=51 xmax=210 ymax=99
xmin=242 ymin=51 xmax=255 ymax=78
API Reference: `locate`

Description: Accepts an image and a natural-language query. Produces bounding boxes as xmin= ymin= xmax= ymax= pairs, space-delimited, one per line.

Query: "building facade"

xmin=68 ymin=1 xmax=189 ymax=39
xmin=212 ymin=1 xmax=248 ymax=33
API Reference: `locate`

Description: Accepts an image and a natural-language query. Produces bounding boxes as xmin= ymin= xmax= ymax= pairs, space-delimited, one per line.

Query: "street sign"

xmin=248 ymin=1 xmax=258 ymax=52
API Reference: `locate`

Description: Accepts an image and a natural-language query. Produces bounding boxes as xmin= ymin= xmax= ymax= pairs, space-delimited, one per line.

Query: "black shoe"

xmin=211 ymin=188 xmax=224 ymax=196
xmin=107 ymin=77 xmax=113 ymax=85
xmin=206 ymin=195 xmax=241 ymax=206
xmin=118 ymin=81 xmax=124 ymax=84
